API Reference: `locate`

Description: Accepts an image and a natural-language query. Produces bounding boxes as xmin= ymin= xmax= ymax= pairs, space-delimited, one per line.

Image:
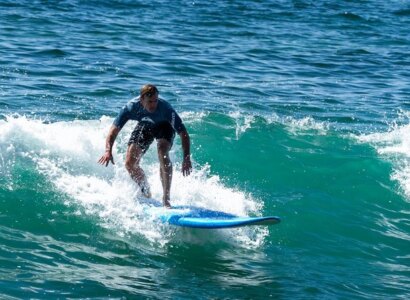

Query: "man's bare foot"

xmin=163 ymin=199 xmax=171 ymax=209
xmin=140 ymin=185 xmax=152 ymax=198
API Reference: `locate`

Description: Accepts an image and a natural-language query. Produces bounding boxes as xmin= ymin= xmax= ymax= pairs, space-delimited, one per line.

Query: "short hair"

xmin=140 ymin=84 xmax=158 ymax=98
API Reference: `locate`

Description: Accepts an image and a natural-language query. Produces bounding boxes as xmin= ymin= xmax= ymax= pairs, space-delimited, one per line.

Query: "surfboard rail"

xmin=173 ymin=216 xmax=281 ymax=229
xmin=146 ymin=205 xmax=281 ymax=229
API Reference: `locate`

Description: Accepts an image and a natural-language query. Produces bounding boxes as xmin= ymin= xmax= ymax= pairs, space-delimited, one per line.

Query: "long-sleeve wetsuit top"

xmin=113 ymin=97 xmax=186 ymax=133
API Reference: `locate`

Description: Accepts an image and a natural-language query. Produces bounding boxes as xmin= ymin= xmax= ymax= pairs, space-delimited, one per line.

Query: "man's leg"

xmin=125 ymin=143 xmax=151 ymax=198
xmin=157 ymin=139 xmax=172 ymax=208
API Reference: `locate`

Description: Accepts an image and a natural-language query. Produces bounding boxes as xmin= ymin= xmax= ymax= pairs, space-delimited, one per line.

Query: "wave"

xmin=0 ymin=111 xmax=332 ymax=249
xmin=181 ymin=111 xmax=329 ymax=140
xmin=33 ymin=48 xmax=69 ymax=57
xmin=0 ymin=115 xmax=268 ymax=247
xmin=356 ymin=115 xmax=410 ymax=200
xmin=337 ymin=12 xmax=366 ymax=21
xmin=1 ymin=113 xmax=409 ymax=298
xmin=393 ymin=8 xmax=410 ymax=16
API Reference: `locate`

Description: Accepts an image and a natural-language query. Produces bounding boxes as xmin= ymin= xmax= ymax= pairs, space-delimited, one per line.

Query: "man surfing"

xmin=98 ymin=84 xmax=192 ymax=208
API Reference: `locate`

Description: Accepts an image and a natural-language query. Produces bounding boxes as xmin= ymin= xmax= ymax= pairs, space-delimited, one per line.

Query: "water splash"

xmin=0 ymin=115 xmax=268 ymax=247
xmin=357 ymin=116 xmax=410 ymax=200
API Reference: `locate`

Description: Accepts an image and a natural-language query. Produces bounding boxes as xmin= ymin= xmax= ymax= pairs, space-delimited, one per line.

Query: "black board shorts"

xmin=128 ymin=121 xmax=175 ymax=153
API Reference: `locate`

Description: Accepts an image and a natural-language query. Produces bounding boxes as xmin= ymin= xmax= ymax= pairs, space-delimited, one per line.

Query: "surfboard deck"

xmin=145 ymin=205 xmax=281 ymax=229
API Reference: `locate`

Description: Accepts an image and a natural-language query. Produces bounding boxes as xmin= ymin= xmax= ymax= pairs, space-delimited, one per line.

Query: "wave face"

xmin=1 ymin=0 xmax=410 ymax=298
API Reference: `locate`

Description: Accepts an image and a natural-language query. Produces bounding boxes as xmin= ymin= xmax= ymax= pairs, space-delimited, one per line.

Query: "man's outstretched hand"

xmin=98 ymin=152 xmax=115 ymax=167
xmin=182 ymin=156 xmax=192 ymax=176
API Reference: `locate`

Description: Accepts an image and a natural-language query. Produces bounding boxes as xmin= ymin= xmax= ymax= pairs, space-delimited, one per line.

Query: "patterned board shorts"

xmin=128 ymin=121 xmax=175 ymax=153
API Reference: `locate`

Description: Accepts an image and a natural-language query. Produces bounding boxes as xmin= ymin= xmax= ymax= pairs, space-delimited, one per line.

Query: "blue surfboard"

xmin=145 ymin=205 xmax=281 ymax=229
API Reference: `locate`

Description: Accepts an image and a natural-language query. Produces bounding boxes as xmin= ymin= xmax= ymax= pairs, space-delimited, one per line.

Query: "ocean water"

xmin=1 ymin=0 xmax=410 ymax=298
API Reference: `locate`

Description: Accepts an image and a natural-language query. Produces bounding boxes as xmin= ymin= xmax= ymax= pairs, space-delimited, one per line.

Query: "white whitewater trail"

xmin=0 ymin=115 xmax=268 ymax=247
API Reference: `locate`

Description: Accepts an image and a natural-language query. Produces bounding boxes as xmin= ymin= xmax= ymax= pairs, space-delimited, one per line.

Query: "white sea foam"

xmin=226 ymin=110 xmax=329 ymax=138
xmin=283 ymin=116 xmax=329 ymax=135
xmin=180 ymin=111 xmax=209 ymax=122
xmin=357 ymin=122 xmax=410 ymax=200
xmin=228 ymin=111 xmax=256 ymax=139
xmin=264 ymin=114 xmax=329 ymax=135
xmin=0 ymin=115 xmax=267 ymax=247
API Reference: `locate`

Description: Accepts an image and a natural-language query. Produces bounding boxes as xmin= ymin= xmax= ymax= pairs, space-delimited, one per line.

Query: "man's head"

xmin=140 ymin=84 xmax=159 ymax=113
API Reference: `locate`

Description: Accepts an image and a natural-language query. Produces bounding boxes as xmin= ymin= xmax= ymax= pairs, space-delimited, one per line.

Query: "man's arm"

xmin=98 ymin=125 xmax=121 ymax=167
xmin=179 ymin=130 xmax=192 ymax=176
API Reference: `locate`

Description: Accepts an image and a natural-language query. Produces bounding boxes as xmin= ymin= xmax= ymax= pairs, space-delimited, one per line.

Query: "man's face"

xmin=141 ymin=93 xmax=158 ymax=113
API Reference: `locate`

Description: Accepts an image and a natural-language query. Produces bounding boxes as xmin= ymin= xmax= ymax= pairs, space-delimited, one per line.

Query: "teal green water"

xmin=1 ymin=1 xmax=410 ymax=299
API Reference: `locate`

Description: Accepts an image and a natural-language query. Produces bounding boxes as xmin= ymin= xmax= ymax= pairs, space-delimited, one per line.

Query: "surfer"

xmin=98 ymin=84 xmax=192 ymax=208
